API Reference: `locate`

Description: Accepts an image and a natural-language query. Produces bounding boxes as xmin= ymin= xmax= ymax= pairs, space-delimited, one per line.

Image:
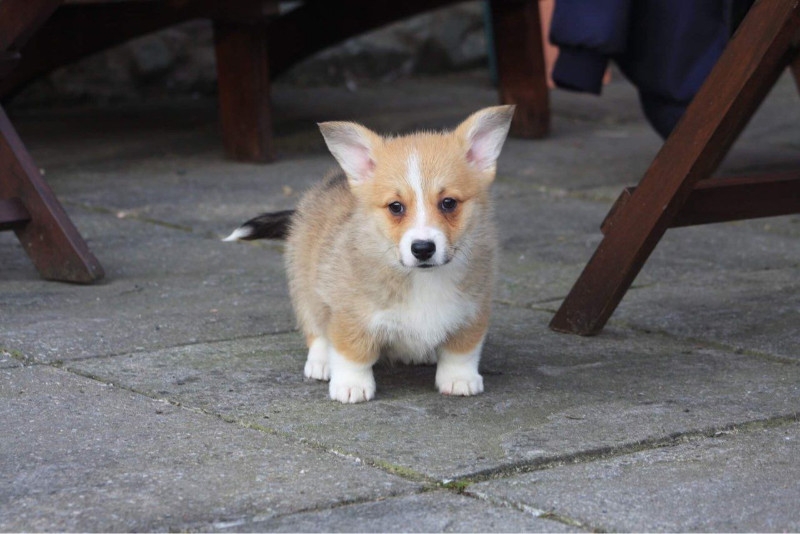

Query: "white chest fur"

xmin=368 ymin=268 xmax=478 ymax=364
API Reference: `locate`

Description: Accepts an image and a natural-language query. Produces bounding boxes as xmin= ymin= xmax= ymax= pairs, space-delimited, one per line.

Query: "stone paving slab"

xmin=0 ymin=365 xmax=420 ymax=532
xmin=206 ymin=491 xmax=577 ymax=533
xmin=614 ymin=267 xmax=800 ymax=362
xmin=68 ymin=305 xmax=800 ymax=481
xmin=0 ymin=209 xmax=294 ymax=363
xmin=42 ymin=155 xmax=332 ymax=239
xmin=471 ymin=422 xmax=800 ymax=532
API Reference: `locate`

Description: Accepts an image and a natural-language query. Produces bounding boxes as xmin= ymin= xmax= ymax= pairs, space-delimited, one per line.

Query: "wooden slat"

xmin=550 ymin=0 xmax=800 ymax=336
xmin=0 ymin=197 xmax=32 ymax=231
xmin=602 ymin=172 xmax=800 ymax=233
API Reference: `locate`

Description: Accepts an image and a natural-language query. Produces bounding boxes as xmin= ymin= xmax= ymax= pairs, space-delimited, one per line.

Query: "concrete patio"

xmin=1 ymin=70 xmax=799 ymax=532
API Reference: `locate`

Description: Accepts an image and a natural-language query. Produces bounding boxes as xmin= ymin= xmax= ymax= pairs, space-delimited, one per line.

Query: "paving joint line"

xmin=61 ymin=200 xmax=195 ymax=233
xmin=55 ymin=361 xmax=443 ymax=486
xmin=495 ymin=299 xmax=799 ymax=367
xmin=492 ymin=298 xmax=559 ymax=313
xmin=432 ymin=413 xmax=800 ymax=531
xmin=612 ymin=321 xmax=800 ymax=366
xmin=61 ymin=199 xmax=283 ymax=248
xmin=4 ymin=329 xmax=300 ymax=367
xmin=194 ymin=487 xmax=431 ymax=532
xmin=440 ymin=412 xmax=800 ymax=487
xmin=464 ymin=487 xmax=604 ymax=533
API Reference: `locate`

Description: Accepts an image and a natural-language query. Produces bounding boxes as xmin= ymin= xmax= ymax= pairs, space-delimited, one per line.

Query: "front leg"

xmin=304 ymin=335 xmax=330 ymax=381
xmin=328 ymin=315 xmax=380 ymax=403
xmin=436 ymin=315 xmax=488 ymax=396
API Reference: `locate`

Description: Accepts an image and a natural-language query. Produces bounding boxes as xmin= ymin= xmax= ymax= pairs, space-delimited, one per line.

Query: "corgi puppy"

xmin=225 ymin=106 xmax=514 ymax=403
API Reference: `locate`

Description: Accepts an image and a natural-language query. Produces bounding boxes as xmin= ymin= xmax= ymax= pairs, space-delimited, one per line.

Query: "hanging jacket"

xmin=550 ymin=0 xmax=751 ymax=138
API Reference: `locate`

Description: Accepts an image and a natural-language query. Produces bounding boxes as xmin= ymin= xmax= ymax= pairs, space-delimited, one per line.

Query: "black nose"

xmin=411 ymin=240 xmax=436 ymax=261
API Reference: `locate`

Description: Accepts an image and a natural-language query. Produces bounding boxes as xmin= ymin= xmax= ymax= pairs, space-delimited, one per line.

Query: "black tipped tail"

xmin=223 ymin=210 xmax=294 ymax=241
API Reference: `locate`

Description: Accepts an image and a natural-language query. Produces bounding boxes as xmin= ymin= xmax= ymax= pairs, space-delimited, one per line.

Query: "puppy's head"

xmin=319 ymin=106 xmax=514 ymax=269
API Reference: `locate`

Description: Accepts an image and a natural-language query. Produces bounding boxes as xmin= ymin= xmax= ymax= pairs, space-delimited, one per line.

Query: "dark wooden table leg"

xmin=0 ymin=105 xmax=104 ymax=283
xmin=549 ymin=0 xmax=799 ymax=335
xmin=0 ymin=0 xmax=62 ymax=52
xmin=489 ymin=0 xmax=550 ymax=138
xmin=213 ymin=20 xmax=275 ymax=163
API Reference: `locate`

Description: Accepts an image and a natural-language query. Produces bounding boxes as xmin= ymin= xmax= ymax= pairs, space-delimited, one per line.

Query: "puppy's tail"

xmin=223 ymin=210 xmax=294 ymax=242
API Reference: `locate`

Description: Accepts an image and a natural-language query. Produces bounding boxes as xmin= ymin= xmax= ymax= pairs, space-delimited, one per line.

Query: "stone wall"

xmin=12 ymin=2 xmax=488 ymax=106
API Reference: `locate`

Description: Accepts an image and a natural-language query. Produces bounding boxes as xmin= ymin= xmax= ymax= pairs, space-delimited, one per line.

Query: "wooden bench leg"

xmin=213 ymin=20 xmax=275 ymax=163
xmin=489 ymin=0 xmax=550 ymax=138
xmin=0 ymin=106 xmax=104 ymax=283
xmin=549 ymin=0 xmax=799 ymax=335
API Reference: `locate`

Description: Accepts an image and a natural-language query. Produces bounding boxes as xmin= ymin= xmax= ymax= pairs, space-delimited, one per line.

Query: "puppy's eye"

xmin=439 ymin=197 xmax=458 ymax=213
xmin=388 ymin=201 xmax=405 ymax=216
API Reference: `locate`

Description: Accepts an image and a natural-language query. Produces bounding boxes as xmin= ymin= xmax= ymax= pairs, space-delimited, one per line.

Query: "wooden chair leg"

xmin=213 ymin=20 xmax=275 ymax=163
xmin=0 ymin=105 xmax=104 ymax=282
xmin=489 ymin=0 xmax=550 ymax=138
xmin=549 ymin=0 xmax=799 ymax=335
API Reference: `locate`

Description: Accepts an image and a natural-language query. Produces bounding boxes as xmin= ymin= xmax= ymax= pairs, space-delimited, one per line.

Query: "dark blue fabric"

xmin=550 ymin=0 xmax=731 ymax=138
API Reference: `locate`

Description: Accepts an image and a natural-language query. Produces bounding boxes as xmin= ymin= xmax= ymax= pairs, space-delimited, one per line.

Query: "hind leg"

xmin=304 ymin=335 xmax=330 ymax=381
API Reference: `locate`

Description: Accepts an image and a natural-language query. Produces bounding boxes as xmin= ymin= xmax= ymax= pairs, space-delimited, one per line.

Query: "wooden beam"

xmin=0 ymin=197 xmax=31 ymax=231
xmin=602 ymin=172 xmax=800 ymax=233
xmin=0 ymin=0 xmax=279 ymax=98
xmin=1 ymin=1 xmax=200 ymax=97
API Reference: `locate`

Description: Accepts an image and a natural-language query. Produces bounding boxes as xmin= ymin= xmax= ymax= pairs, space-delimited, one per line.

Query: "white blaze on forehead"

xmin=399 ymin=149 xmax=449 ymax=267
xmin=406 ymin=150 xmax=427 ymax=228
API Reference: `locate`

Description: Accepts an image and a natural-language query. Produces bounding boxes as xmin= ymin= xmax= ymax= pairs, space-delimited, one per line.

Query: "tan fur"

xmin=285 ymin=106 xmax=514 ymax=399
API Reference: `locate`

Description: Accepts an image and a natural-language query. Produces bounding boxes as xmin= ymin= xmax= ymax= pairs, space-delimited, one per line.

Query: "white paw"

xmin=436 ymin=373 xmax=484 ymax=396
xmin=304 ymin=337 xmax=330 ymax=381
xmin=304 ymin=360 xmax=329 ymax=381
xmin=435 ymin=341 xmax=485 ymax=397
xmin=329 ymin=379 xmax=376 ymax=403
xmin=328 ymin=348 xmax=376 ymax=403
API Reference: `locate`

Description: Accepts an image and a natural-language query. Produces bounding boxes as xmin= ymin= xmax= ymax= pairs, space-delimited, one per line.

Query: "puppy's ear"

xmin=455 ymin=105 xmax=515 ymax=176
xmin=318 ymin=122 xmax=382 ymax=185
